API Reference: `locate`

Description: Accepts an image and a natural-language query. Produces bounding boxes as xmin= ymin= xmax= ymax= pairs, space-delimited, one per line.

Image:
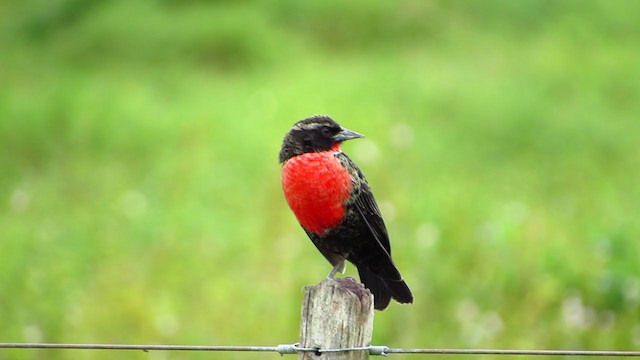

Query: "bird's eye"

xmin=322 ymin=127 xmax=332 ymax=136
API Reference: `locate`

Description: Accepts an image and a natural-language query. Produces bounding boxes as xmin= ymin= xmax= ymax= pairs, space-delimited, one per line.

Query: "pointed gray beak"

xmin=333 ymin=127 xmax=364 ymax=142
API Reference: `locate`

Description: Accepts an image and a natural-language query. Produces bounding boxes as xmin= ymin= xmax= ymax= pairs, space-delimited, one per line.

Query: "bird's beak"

xmin=333 ymin=127 xmax=364 ymax=142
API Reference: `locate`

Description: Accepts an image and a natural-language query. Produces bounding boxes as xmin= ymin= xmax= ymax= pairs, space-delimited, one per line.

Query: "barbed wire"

xmin=1 ymin=342 xmax=640 ymax=356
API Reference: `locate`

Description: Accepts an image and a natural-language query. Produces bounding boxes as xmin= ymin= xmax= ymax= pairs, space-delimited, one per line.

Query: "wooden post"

xmin=298 ymin=277 xmax=374 ymax=360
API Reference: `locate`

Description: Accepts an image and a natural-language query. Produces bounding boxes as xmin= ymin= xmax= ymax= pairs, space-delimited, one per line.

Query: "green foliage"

xmin=1 ymin=0 xmax=640 ymax=359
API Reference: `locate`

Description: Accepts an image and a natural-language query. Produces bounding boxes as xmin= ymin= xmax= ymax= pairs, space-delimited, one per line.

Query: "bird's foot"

xmin=327 ymin=259 xmax=346 ymax=279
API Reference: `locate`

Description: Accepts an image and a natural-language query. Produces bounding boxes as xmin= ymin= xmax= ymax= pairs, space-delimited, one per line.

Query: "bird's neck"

xmin=329 ymin=143 xmax=342 ymax=153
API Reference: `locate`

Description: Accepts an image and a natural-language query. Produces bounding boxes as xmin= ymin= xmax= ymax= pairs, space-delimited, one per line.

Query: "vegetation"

xmin=1 ymin=0 xmax=639 ymax=359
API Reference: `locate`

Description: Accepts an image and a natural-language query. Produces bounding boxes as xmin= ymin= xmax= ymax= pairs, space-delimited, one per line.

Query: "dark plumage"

xmin=280 ymin=115 xmax=413 ymax=310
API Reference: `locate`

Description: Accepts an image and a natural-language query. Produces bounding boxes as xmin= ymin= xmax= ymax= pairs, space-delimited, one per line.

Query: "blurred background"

xmin=1 ymin=0 xmax=640 ymax=359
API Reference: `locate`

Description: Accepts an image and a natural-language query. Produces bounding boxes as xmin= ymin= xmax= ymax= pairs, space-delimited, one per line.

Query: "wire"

xmin=385 ymin=348 xmax=640 ymax=356
xmin=1 ymin=343 xmax=640 ymax=356
xmin=0 ymin=343 xmax=292 ymax=353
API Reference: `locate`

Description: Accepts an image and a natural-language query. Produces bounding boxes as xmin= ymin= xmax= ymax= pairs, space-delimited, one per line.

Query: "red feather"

xmin=281 ymin=145 xmax=352 ymax=235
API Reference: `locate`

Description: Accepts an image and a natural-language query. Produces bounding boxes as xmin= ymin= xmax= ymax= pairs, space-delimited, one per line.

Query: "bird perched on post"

xmin=279 ymin=115 xmax=413 ymax=310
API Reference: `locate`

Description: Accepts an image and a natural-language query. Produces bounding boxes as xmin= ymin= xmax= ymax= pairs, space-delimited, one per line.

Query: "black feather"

xmin=281 ymin=116 xmax=413 ymax=310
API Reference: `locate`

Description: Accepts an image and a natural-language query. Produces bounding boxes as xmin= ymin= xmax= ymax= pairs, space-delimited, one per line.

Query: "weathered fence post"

xmin=298 ymin=277 xmax=374 ymax=360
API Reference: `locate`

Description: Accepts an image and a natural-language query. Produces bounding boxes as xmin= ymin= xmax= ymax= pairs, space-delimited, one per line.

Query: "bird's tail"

xmin=357 ymin=266 xmax=413 ymax=310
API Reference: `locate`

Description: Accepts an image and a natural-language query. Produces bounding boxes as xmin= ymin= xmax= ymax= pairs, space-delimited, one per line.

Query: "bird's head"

xmin=279 ymin=115 xmax=364 ymax=163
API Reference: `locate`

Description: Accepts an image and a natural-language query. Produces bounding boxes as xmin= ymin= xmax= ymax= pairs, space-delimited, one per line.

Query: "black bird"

xmin=280 ymin=115 xmax=413 ymax=310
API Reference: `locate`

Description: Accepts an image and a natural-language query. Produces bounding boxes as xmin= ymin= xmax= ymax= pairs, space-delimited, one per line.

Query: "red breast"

xmin=281 ymin=144 xmax=353 ymax=235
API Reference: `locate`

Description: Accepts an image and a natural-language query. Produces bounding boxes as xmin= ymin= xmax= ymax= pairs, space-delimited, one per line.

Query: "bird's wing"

xmin=350 ymin=164 xmax=404 ymax=281
xmin=337 ymin=152 xmax=404 ymax=282
xmin=336 ymin=153 xmax=392 ymax=256
xmin=354 ymin=180 xmax=392 ymax=256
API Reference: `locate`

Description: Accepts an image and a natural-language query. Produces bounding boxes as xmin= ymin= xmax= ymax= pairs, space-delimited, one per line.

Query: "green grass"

xmin=1 ymin=0 xmax=640 ymax=359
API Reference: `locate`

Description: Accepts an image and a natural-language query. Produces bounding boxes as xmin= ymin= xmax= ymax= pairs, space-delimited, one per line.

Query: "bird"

xmin=279 ymin=115 xmax=413 ymax=310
